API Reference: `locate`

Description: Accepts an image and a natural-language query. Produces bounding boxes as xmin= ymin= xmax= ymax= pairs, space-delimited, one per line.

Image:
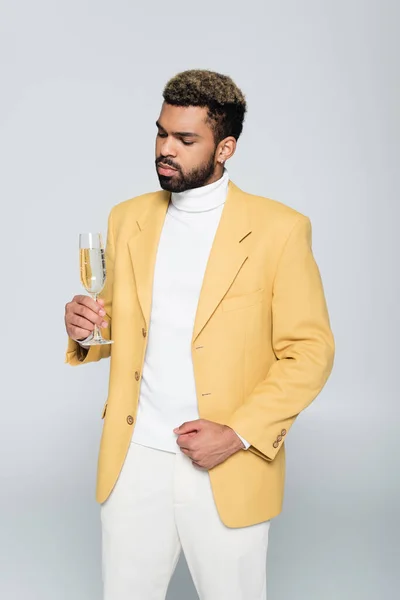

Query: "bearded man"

xmin=65 ymin=69 xmax=335 ymax=600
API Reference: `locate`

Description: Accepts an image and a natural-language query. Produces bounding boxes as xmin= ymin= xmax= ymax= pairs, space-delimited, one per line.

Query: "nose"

xmin=159 ymin=136 xmax=177 ymax=158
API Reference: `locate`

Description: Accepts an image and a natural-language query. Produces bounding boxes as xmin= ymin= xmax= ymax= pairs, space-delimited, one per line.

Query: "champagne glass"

xmin=79 ymin=232 xmax=113 ymax=345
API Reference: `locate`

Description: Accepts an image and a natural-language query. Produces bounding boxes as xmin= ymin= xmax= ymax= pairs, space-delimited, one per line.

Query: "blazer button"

xmin=142 ymin=328 xmax=147 ymax=338
xmin=127 ymin=415 xmax=134 ymax=425
xmin=277 ymin=435 xmax=282 ymax=442
xmin=135 ymin=371 xmax=140 ymax=381
xmin=273 ymin=441 xmax=279 ymax=448
xmin=281 ymin=429 xmax=287 ymax=436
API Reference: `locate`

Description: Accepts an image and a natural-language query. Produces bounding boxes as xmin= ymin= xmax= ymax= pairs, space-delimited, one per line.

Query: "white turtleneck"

xmin=130 ymin=169 xmax=250 ymax=453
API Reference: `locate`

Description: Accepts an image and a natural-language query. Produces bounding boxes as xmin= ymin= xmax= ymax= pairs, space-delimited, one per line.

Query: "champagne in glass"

xmin=79 ymin=233 xmax=113 ymax=345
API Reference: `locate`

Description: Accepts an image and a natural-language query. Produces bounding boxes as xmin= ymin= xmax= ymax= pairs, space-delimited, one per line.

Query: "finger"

xmin=70 ymin=304 xmax=103 ymax=323
xmin=180 ymin=447 xmax=197 ymax=461
xmin=192 ymin=461 xmax=207 ymax=469
xmin=73 ymin=295 xmax=105 ymax=315
xmin=73 ymin=303 xmax=108 ymax=327
xmin=173 ymin=420 xmax=201 ymax=435
xmin=69 ymin=326 xmax=93 ymax=341
xmin=177 ymin=439 xmax=195 ymax=451
xmin=68 ymin=314 xmax=95 ymax=332
xmin=181 ymin=448 xmax=201 ymax=465
xmin=176 ymin=431 xmax=196 ymax=445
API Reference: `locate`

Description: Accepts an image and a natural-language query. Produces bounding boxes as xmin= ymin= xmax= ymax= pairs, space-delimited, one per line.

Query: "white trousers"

xmin=100 ymin=441 xmax=270 ymax=600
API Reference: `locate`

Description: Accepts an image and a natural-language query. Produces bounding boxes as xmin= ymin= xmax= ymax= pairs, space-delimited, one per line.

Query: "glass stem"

xmin=92 ymin=293 xmax=102 ymax=342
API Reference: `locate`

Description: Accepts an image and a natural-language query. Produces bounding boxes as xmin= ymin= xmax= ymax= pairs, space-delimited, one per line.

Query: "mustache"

xmin=155 ymin=157 xmax=181 ymax=171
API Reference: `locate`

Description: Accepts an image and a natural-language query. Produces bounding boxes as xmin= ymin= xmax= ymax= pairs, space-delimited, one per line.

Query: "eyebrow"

xmin=156 ymin=121 xmax=201 ymax=138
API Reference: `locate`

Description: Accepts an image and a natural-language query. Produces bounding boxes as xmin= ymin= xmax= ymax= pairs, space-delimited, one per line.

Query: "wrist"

xmin=225 ymin=426 xmax=245 ymax=451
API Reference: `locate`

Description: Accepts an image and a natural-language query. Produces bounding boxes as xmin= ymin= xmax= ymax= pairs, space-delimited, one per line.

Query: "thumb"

xmin=173 ymin=420 xmax=201 ymax=434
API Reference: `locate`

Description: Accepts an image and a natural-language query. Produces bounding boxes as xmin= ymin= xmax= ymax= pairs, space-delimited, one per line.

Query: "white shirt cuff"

xmin=234 ymin=431 xmax=251 ymax=450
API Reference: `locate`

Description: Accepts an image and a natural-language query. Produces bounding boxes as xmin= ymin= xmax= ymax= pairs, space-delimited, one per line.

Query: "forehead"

xmin=158 ymin=102 xmax=212 ymax=136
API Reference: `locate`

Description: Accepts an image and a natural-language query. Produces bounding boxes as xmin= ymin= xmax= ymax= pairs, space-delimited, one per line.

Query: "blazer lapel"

xmin=192 ymin=181 xmax=252 ymax=343
xmin=127 ymin=190 xmax=170 ymax=328
xmin=126 ymin=181 xmax=252 ymax=340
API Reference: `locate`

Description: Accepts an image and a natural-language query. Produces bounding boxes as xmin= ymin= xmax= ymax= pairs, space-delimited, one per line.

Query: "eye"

xmin=181 ymin=140 xmax=194 ymax=146
xmin=157 ymin=132 xmax=167 ymax=138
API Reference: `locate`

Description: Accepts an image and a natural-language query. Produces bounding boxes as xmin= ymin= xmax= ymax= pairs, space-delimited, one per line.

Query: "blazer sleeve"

xmin=226 ymin=215 xmax=335 ymax=461
xmin=64 ymin=208 xmax=115 ymax=367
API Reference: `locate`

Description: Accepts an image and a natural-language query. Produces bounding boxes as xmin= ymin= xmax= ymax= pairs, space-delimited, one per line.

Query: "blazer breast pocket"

xmin=222 ymin=288 xmax=264 ymax=312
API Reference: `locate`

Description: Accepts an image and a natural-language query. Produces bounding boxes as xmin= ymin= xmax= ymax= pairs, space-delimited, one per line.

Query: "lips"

xmin=157 ymin=163 xmax=178 ymax=177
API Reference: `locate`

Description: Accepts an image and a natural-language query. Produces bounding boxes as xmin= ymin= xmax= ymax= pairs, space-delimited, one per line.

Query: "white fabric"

xmin=131 ymin=170 xmax=250 ymax=451
xmin=101 ymin=441 xmax=270 ymax=600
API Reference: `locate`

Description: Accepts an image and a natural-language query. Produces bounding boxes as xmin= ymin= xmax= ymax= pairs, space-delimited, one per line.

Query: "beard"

xmin=155 ymin=151 xmax=216 ymax=193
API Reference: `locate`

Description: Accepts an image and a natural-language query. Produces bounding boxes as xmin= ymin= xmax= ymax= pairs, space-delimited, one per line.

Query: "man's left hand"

xmin=173 ymin=419 xmax=244 ymax=469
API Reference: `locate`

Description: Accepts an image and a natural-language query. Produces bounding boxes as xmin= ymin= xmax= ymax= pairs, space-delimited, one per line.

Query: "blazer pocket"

xmin=101 ymin=401 xmax=108 ymax=419
xmin=222 ymin=288 xmax=264 ymax=312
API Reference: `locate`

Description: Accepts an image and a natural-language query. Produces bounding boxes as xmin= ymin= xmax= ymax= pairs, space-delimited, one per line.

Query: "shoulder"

xmin=232 ymin=182 xmax=311 ymax=240
xmin=112 ymin=189 xmax=165 ymax=215
xmin=107 ymin=189 xmax=167 ymax=225
xmin=238 ymin=185 xmax=307 ymax=221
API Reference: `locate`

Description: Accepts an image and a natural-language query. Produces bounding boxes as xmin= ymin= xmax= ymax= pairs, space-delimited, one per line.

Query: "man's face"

xmin=155 ymin=103 xmax=219 ymax=193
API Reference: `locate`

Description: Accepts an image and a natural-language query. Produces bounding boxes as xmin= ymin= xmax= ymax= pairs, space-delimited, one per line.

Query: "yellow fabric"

xmin=65 ymin=181 xmax=335 ymax=528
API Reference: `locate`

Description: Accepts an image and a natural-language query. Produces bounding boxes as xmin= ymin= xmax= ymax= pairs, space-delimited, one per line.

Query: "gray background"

xmin=0 ymin=0 xmax=398 ymax=598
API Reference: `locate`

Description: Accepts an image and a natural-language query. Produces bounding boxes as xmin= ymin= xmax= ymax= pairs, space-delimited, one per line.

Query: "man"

xmin=65 ymin=69 xmax=335 ymax=600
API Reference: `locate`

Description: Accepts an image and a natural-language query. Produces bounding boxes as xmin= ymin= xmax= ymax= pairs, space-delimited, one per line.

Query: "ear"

xmin=216 ymin=136 xmax=237 ymax=165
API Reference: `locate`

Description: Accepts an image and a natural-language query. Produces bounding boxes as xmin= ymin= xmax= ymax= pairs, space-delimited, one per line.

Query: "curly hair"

xmin=163 ymin=69 xmax=247 ymax=143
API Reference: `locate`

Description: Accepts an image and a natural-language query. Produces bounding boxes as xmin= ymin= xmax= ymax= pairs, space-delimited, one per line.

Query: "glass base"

xmin=84 ymin=338 xmax=114 ymax=346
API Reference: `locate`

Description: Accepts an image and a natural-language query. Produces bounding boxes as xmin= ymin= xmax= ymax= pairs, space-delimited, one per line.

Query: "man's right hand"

xmin=65 ymin=295 xmax=108 ymax=342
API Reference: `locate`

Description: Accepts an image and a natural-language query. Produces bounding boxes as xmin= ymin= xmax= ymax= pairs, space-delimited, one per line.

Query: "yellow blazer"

xmin=65 ymin=181 xmax=335 ymax=528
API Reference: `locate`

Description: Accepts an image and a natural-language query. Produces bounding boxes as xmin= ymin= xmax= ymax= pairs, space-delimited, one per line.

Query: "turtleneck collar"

xmin=170 ymin=169 xmax=229 ymax=213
